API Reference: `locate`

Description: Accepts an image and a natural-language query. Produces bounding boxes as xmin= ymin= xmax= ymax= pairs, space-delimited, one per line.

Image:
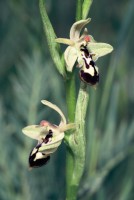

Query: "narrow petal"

xmin=64 ymin=46 xmax=77 ymax=72
xmin=41 ymin=100 xmax=66 ymax=124
xmin=87 ymin=42 xmax=113 ymax=59
xmin=78 ymin=28 xmax=88 ymax=42
xmin=22 ymin=125 xmax=48 ymax=140
xmin=55 ymin=38 xmax=74 ymax=46
xmin=70 ymin=18 xmax=91 ymax=41
xmin=59 ymin=123 xmax=75 ymax=132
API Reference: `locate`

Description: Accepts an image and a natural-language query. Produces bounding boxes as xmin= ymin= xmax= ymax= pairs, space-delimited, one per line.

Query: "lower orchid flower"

xmin=22 ymin=100 xmax=75 ymax=168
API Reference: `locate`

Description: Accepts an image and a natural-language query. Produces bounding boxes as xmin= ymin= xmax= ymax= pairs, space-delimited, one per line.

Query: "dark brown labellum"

xmin=79 ymin=45 xmax=99 ymax=86
xmin=29 ymin=148 xmax=50 ymax=168
xmin=80 ymin=69 xmax=99 ymax=85
xmin=29 ymin=130 xmax=53 ymax=168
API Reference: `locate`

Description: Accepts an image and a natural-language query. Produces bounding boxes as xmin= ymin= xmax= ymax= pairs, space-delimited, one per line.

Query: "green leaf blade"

xmin=39 ymin=0 xmax=66 ymax=77
xmin=82 ymin=0 xmax=93 ymax=19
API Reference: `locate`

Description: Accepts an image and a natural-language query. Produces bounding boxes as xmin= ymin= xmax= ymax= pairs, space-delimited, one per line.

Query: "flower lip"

xmin=79 ymin=45 xmax=99 ymax=86
xmin=29 ymin=146 xmax=50 ymax=169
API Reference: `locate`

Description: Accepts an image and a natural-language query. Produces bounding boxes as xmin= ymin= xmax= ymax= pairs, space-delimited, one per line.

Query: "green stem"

xmin=65 ymin=80 xmax=89 ymax=200
xmin=65 ymin=72 xmax=76 ymax=200
xmin=76 ymin=0 xmax=83 ymax=20
xmin=66 ymin=0 xmax=90 ymax=198
xmin=65 ymin=147 xmax=75 ymax=200
xmin=72 ymin=82 xmax=89 ymax=185
xmin=66 ymin=73 xmax=76 ymax=123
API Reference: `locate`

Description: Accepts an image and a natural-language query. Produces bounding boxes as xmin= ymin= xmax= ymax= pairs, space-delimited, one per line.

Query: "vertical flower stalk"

xmin=65 ymin=82 xmax=89 ymax=200
xmin=22 ymin=1 xmax=113 ymax=200
xmin=56 ymin=12 xmax=113 ymax=199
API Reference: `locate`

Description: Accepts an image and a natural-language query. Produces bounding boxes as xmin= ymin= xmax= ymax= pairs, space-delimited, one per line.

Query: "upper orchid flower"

xmin=22 ymin=100 xmax=75 ymax=168
xmin=55 ymin=18 xmax=91 ymax=72
xmin=55 ymin=18 xmax=113 ymax=73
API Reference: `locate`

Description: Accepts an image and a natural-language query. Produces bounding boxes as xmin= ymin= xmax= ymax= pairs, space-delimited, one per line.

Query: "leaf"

xmin=87 ymin=42 xmax=113 ymax=60
xmin=39 ymin=0 xmax=66 ymax=77
xmin=82 ymin=0 xmax=93 ymax=19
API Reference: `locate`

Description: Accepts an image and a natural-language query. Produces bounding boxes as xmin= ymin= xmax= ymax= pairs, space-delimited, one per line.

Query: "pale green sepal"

xmin=87 ymin=42 xmax=113 ymax=58
xmin=82 ymin=0 xmax=93 ymax=19
xmin=22 ymin=125 xmax=48 ymax=140
xmin=55 ymin=38 xmax=74 ymax=46
xmin=39 ymin=0 xmax=66 ymax=77
xmin=59 ymin=123 xmax=75 ymax=132
xmin=41 ymin=100 xmax=66 ymax=124
xmin=64 ymin=46 xmax=78 ymax=72
xmin=70 ymin=18 xmax=91 ymax=41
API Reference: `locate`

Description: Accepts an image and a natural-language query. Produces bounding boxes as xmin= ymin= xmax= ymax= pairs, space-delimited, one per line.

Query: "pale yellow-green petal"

xmin=41 ymin=100 xmax=66 ymax=124
xmin=22 ymin=125 xmax=48 ymax=140
xmin=87 ymin=42 xmax=113 ymax=58
xmin=55 ymin=38 xmax=74 ymax=46
xmin=70 ymin=18 xmax=91 ymax=41
xmin=64 ymin=46 xmax=77 ymax=72
xmin=59 ymin=123 xmax=75 ymax=132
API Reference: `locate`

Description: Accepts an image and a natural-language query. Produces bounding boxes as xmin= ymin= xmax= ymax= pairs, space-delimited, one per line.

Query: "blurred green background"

xmin=0 ymin=0 xmax=134 ymax=199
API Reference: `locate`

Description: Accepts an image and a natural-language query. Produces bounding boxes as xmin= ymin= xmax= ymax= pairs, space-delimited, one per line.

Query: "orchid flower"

xmin=55 ymin=18 xmax=113 ymax=72
xmin=22 ymin=100 xmax=75 ymax=168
